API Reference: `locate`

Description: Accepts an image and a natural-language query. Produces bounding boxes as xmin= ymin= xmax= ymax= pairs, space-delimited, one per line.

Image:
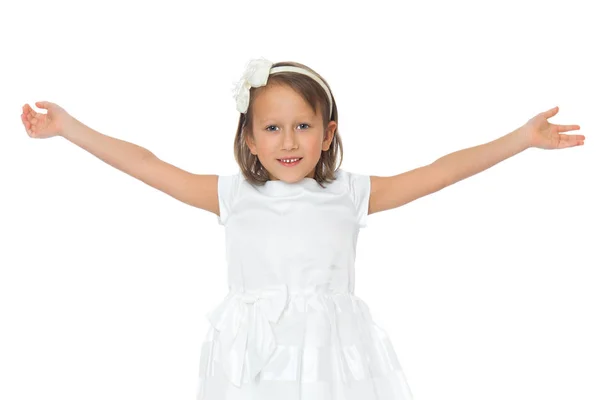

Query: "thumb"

xmin=35 ymin=101 xmax=52 ymax=110
xmin=543 ymin=105 xmax=559 ymax=118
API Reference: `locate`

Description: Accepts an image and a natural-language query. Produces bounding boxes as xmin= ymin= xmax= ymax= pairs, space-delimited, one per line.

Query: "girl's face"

xmin=245 ymin=83 xmax=336 ymax=182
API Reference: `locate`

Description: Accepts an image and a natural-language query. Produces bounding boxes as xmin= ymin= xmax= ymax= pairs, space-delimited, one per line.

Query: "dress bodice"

xmin=216 ymin=168 xmax=371 ymax=294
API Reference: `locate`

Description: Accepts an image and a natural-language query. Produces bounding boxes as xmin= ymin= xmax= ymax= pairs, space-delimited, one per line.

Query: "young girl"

xmin=21 ymin=58 xmax=584 ymax=400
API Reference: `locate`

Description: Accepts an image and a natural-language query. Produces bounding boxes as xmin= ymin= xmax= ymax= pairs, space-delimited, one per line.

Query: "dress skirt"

xmin=196 ymin=288 xmax=414 ymax=400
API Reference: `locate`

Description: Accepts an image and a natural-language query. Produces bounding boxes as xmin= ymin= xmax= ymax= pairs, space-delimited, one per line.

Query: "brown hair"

xmin=233 ymin=61 xmax=343 ymax=188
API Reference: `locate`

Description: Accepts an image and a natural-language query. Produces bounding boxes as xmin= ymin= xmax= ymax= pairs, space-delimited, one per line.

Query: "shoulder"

xmin=336 ymin=168 xmax=372 ymax=227
xmin=216 ymin=170 xmax=245 ymax=225
xmin=335 ymin=168 xmax=371 ymax=193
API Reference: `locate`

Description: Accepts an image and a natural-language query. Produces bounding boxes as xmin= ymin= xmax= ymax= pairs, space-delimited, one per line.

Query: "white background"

xmin=1 ymin=0 xmax=598 ymax=399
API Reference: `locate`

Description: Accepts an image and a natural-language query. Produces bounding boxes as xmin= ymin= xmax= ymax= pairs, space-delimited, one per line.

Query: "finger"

xmin=25 ymin=104 xmax=36 ymax=118
xmin=21 ymin=112 xmax=31 ymax=129
xmin=558 ymin=134 xmax=584 ymax=148
xmin=565 ymin=134 xmax=586 ymax=141
xmin=543 ymin=106 xmax=559 ymax=118
xmin=556 ymin=124 xmax=580 ymax=133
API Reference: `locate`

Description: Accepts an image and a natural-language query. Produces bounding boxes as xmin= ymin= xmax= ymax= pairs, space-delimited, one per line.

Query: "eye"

xmin=265 ymin=123 xmax=311 ymax=132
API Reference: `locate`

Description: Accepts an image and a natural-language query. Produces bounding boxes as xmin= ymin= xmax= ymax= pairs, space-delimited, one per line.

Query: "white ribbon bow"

xmin=232 ymin=57 xmax=334 ymax=117
xmin=232 ymin=58 xmax=274 ymax=114
xmin=206 ymin=284 xmax=289 ymax=387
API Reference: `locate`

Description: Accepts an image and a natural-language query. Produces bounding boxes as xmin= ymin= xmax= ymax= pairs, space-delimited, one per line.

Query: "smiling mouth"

xmin=277 ymin=157 xmax=303 ymax=165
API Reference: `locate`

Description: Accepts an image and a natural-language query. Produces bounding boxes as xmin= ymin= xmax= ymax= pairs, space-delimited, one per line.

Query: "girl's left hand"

xmin=521 ymin=106 xmax=585 ymax=150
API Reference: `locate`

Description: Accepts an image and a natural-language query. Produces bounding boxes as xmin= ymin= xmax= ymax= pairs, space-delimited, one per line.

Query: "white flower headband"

xmin=232 ymin=57 xmax=333 ymax=118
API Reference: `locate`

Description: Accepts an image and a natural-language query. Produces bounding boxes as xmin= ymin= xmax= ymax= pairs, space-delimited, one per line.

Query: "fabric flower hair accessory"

xmin=232 ymin=58 xmax=274 ymax=114
xmin=232 ymin=57 xmax=334 ymax=118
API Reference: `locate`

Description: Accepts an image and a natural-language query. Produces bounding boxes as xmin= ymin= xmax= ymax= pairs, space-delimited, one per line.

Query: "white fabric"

xmin=232 ymin=58 xmax=273 ymax=115
xmin=197 ymin=168 xmax=414 ymax=400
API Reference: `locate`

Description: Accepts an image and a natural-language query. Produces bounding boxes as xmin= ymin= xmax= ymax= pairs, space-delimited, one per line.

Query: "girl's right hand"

xmin=21 ymin=101 xmax=72 ymax=139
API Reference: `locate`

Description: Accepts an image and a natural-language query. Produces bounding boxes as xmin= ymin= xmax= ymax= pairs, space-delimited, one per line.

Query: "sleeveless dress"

xmin=196 ymin=168 xmax=414 ymax=400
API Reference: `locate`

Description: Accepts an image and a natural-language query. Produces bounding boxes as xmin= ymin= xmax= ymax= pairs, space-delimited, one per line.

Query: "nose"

xmin=281 ymin=128 xmax=298 ymax=149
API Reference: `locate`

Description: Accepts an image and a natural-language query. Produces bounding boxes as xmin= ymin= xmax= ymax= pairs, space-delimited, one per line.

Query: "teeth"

xmin=280 ymin=158 xmax=300 ymax=163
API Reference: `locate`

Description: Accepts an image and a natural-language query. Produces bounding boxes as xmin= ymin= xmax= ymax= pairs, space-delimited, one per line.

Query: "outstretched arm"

xmin=368 ymin=106 xmax=584 ymax=215
xmin=60 ymin=116 xmax=219 ymax=212
xmin=22 ymin=101 xmax=220 ymax=213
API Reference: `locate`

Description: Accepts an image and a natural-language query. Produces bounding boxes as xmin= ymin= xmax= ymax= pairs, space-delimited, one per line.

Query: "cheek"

xmin=256 ymin=141 xmax=278 ymax=156
xmin=306 ymin=135 xmax=325 ymax=151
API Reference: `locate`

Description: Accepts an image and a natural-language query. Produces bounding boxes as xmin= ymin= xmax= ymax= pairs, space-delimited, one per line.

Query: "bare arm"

xmin=61 ymin=117 xmax=155 ymax=179
xmin=369 ymin=128 xmax=530 ymax=214
xmin=60 ymin=118 xmax=219 ymax=213
xmin=432 ymin=127 xmax=530 ymax=187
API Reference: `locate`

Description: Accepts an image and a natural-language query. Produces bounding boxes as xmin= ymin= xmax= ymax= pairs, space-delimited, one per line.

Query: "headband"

xmin=232 ymin=58 xmax=333 ymax=119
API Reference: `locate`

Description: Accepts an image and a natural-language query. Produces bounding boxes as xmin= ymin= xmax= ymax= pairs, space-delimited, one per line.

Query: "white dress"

xmin=197 ymin=168 xmax=414 ymax=400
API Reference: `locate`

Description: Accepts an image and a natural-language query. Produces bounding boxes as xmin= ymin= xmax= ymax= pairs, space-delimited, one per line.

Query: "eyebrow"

xmin=258 ymin=116 xmax=315 ymax=123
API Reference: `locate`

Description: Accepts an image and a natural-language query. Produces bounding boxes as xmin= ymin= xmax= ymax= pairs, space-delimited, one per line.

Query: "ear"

xmin=321 ymin=120 xmax=337 ymax=151
xmin=244 ymin=130 xmax=257 ymax=155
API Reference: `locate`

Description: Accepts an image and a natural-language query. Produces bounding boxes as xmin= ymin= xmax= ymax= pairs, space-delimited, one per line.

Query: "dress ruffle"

xmin=197 ymin=288 xmax=414 ymax=400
